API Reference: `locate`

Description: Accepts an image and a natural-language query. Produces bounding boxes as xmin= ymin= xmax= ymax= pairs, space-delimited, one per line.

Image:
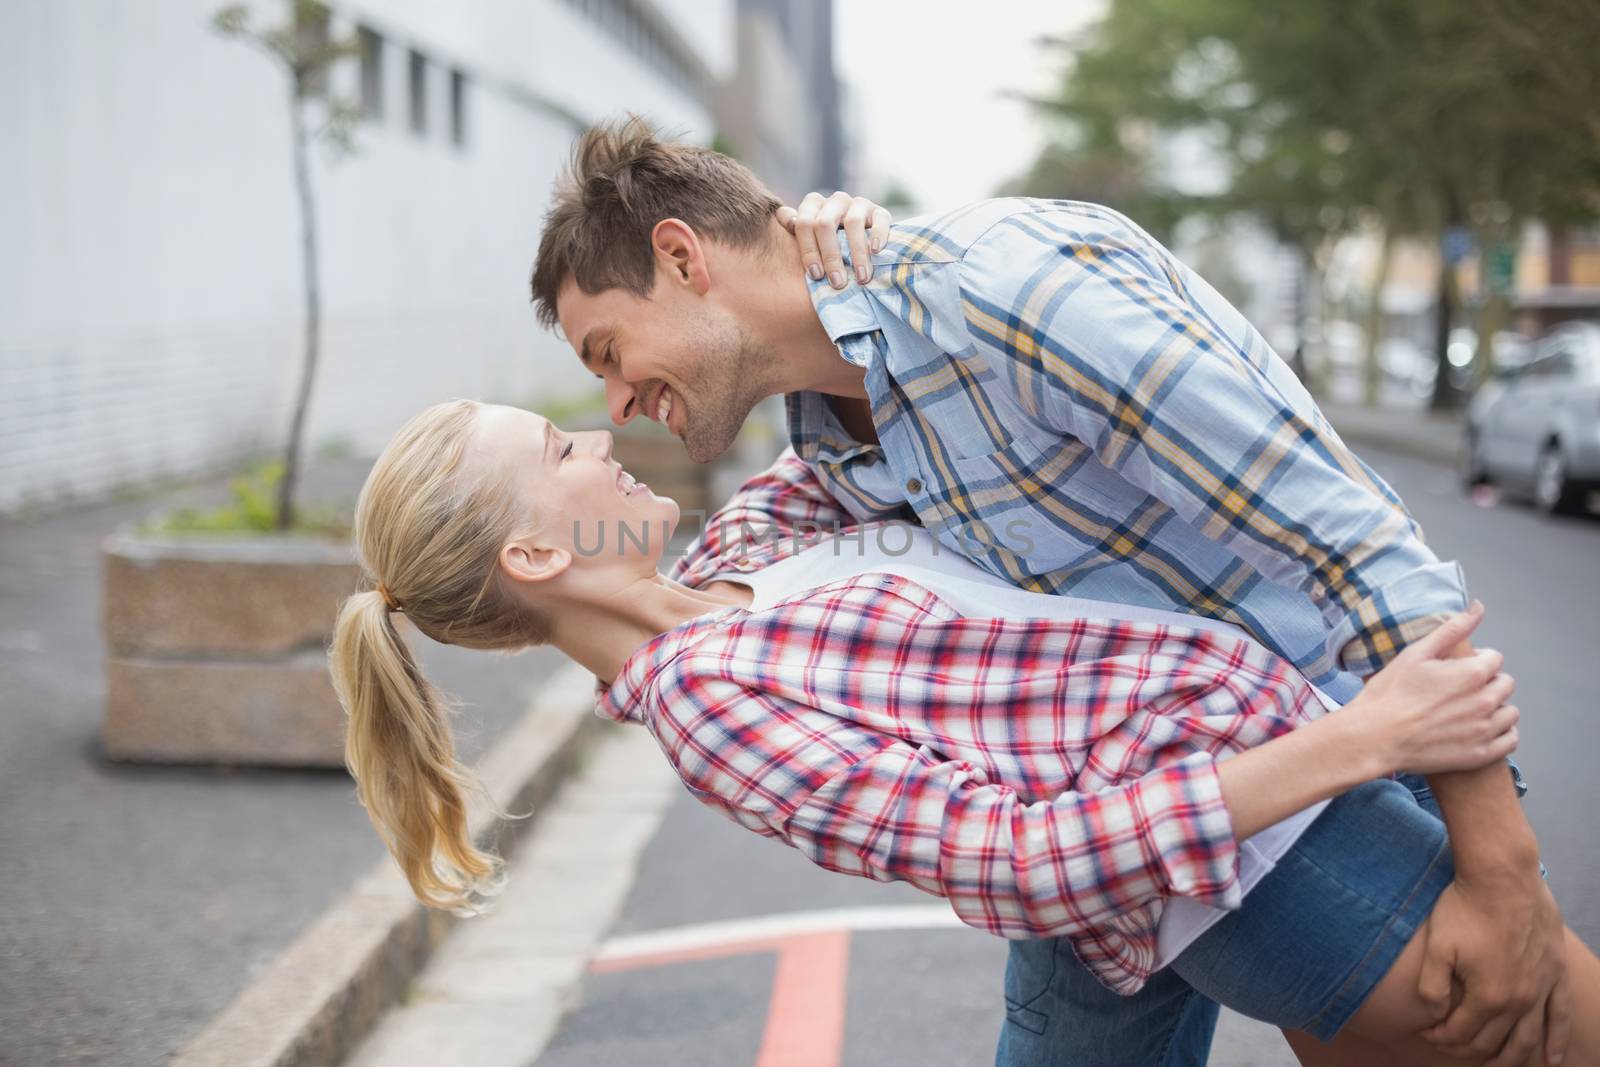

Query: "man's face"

xmin=555 ymin=276 xmax=766 ymax=464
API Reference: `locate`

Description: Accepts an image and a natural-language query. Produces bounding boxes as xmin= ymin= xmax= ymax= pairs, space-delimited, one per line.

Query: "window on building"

xmin=449 ymin=70 xmax=468 ymax=148
xmin=408 ymin=49 xmax=427 ymax=136
xmin=357 ymin=26 xmax=384 ymax=120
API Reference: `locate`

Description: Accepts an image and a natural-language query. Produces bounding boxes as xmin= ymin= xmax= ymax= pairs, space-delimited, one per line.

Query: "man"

xmin=530 ymin=117 xmax=1570 ymax=1066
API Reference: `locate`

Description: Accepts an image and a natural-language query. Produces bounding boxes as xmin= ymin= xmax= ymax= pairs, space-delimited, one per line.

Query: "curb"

xmin=1321 ymin=403 xmax=1463 ymax=468
xmin=172 ymin=662 xmax=603 ymax=1067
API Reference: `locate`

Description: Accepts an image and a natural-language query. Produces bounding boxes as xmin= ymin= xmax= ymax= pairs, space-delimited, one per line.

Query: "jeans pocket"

xmin=1002 ymin=938 xmax=1061 ymax=1035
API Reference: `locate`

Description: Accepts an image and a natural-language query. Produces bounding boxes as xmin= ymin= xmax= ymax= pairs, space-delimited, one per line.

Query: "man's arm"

xmin=1413 ymin=633 xmax=1570 ymax=1065
xmin=957 ymin=207 xmax=1461 ymax=677
xmin=955 ymin=204 xmax=1567 ymax=1062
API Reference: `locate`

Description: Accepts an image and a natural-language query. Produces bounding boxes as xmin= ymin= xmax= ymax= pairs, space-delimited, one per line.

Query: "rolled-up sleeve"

xmin=958 ymin=209 xmax=1468 ymax=675
xmin=654 ymin=673 xmax=1241 ymax=941
xmin=786 ymin=744 xmax=1241 ymax=939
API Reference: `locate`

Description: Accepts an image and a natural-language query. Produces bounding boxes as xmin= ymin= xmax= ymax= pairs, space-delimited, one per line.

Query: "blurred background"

xmin=2 ymin=2 xmax=1597 ymax=1065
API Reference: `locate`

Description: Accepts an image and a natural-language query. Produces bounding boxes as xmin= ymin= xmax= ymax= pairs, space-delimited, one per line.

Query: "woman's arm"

xmin=646 ymin=605 xmax=1514 ymax=948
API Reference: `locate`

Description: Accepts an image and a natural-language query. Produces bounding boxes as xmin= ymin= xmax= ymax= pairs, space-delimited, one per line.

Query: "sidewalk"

xmin=1319 ymin=399 xmax=1464 ymax=468
xmin=0 ymin=456 xmax=570 ymax=1067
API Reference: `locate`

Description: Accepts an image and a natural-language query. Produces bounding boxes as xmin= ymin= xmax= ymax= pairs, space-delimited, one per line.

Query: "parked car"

xmin=1462 ymin=321 xmax=1600 ymax=514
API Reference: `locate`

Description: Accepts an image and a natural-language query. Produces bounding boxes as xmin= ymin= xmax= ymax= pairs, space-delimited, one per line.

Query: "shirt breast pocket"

xmin=939 ymin=434 xmax=1127 ymax=576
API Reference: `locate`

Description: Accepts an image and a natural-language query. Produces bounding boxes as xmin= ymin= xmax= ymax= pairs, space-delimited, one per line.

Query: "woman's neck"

xmin=549 ymin=574 xmax=752 ymax=684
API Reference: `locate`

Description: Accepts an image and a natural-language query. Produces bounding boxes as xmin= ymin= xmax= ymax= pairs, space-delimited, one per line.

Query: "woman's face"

xmin=473 ymin=404 xmax=680 ymax=578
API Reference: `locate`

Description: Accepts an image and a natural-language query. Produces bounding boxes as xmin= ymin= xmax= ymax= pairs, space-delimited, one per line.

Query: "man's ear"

xmin=499 ymin=539 xmax=573 ymax=589
xmin=651 ymin=218 xmax=711 ymax=295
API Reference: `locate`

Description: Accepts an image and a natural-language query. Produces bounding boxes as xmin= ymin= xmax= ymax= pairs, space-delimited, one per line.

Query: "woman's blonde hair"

xmin=328 ymin=399 xmax=553 ymax=914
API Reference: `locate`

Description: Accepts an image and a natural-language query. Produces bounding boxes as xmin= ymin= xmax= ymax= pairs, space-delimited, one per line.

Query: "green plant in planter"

xmin=139 ymin=460 xmax=351 ymax=539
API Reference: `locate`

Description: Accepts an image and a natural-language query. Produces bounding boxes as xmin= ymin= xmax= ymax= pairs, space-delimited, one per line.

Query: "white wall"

xmin=0 ymin=0 xmax=721 ymax=515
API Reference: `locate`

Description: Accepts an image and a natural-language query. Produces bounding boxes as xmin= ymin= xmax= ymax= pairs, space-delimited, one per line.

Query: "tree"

xmin=1020 ymin=0 xmax=1600 ymax=408
xmin=213 ymin=0 xmax=360 ymax=530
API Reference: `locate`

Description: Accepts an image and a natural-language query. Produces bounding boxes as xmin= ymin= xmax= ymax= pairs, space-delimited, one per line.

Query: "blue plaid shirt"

xmin=789 ymin=198 xmax=1468 ymax=699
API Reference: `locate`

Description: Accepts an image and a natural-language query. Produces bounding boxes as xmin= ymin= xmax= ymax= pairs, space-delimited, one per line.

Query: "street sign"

xmin=1442 ymin=226 xmax=1476 ymax=266
xmin=1486 ymin=242 xmax=1516 ymax=295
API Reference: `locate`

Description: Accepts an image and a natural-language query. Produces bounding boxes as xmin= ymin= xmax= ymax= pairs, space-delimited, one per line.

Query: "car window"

xmin=1522 ymin=353 xmax=1572 ymax=380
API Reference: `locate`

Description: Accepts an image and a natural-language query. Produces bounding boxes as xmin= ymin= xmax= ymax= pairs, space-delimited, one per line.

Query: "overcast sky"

xmin=834 ymin=0 xmax=1106 ymax=215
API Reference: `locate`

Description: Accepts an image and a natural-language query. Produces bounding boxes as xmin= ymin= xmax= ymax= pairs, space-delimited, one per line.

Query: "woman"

xmin=329 ymin=399 xmax=1598 ymax=1064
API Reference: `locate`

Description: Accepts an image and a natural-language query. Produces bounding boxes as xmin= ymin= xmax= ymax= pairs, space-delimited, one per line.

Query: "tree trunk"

xmin=1429 ymin=250 xmax=1461 ymax=412
xmin=1473 ymin=290 xmax=1511 ymax=388
xmin=276 ymin=89 xmax=321 ymax=531
xmin=1472 ymin=228 xmax=1515 ymax=388
xmin=1361 ymin=227 xmax=1394 ymax=407
xmin=1300 ymin=238 xmax=1334 ymax=399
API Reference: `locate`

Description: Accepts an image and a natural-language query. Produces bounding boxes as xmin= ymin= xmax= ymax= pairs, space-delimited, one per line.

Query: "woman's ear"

xmin=499 ymin=539 xmax=572 ymax=589
xmin=651 ymin=218 xmax=711 ymax=295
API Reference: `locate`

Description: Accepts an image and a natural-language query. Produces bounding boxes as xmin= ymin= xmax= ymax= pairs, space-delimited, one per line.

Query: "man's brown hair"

xmin=530 ymin=115 xmax=783 ymax=329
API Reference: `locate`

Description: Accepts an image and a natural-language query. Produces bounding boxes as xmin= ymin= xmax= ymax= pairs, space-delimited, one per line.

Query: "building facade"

xmin=0 ymin=0 xmax=844 ymax=516
xmin=713 ymin=0 xmax=842 ymax=202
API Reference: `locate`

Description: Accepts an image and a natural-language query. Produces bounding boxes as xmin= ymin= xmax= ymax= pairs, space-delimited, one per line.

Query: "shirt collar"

xmin=804 ymin=234 xmax=881 ymax=348
xmin=593 ymin=607 xmax=743 ymax=724
xmin=792 ymin=253 xmax=886 ymax=464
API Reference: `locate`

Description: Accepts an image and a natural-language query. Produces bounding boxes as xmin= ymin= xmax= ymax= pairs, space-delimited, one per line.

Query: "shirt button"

xmin=906 ymin=478 xmax=923 ymax=494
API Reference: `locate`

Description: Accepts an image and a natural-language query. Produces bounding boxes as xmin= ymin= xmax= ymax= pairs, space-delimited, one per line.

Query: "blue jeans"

xmin=995 ymin=941 xmax=1221 ymax=1066
xmin=994 ymin=760 xmax=1536 ymax=1066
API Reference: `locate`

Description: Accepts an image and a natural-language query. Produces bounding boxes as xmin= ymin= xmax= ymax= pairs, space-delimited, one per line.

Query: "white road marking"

xmin=595 ymin=904 xmax=966 ymax=963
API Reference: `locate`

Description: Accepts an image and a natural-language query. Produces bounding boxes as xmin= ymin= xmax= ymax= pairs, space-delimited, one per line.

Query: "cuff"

xmin=1328 ymin=560 xmax=1470 ymax=677
xmin=1135 ymin=751 xmax=1242 ymax=910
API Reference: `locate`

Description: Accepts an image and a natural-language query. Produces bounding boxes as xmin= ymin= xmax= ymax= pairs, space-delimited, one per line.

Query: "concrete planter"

xmin=100 ymin=530 xmax=361 ymax=767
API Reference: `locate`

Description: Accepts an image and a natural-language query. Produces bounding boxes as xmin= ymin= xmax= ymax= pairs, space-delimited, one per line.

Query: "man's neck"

xmin=736 ymin=219 xmax=870 ymax=401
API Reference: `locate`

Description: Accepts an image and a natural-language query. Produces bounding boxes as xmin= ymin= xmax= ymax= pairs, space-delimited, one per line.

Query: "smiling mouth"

xmin=655 ymin=385 xmax=674 ymax=427
xmin=616 ymin=466 xmax=649 ymax=496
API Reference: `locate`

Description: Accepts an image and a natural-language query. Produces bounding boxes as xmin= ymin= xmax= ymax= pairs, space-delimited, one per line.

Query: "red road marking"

xmin=755 ymin=930 xmax=850 ymax=1067
xmin=589 ymin=928 xmax=853 ymax=1066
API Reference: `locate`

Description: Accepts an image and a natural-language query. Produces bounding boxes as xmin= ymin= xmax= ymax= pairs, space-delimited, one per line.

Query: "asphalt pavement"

xmin=527 ymin=441 xmax=1600 ymax=1066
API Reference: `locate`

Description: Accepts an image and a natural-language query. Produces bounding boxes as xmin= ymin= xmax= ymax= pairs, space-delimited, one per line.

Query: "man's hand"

xmin=1417 ymin=873 xmax=1572 ymax=1065
xmin=777 ymin=191 xmax=892 ymax=289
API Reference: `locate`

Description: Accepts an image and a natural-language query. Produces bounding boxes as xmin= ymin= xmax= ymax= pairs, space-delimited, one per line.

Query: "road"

xmin=531 ymin=442 xmax=1600 ymax=1066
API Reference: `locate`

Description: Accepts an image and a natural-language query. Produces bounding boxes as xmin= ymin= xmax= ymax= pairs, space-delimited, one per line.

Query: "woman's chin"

xmin=649 ymin=492 xmax=681 ymax=529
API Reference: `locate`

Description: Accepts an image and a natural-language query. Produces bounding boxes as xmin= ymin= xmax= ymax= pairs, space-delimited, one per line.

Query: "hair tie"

xmin=376 ymin=583 xmax=401 ymax=613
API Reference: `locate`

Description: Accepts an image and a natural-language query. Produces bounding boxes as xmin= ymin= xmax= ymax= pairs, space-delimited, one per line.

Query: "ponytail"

xmin=329 ymin=399 xmax=554 ymax=913
xmin=329 ymin=588 xmax=508 ymax=914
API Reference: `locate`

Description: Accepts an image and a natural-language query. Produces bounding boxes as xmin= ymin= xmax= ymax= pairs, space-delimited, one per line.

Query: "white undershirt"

xmin=708 ymin=527 xmax=1334 ymax=969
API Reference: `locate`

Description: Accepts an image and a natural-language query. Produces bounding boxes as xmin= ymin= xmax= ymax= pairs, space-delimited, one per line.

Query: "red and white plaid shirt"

xmin=597 ymin=449 xmax=1325 ymax=994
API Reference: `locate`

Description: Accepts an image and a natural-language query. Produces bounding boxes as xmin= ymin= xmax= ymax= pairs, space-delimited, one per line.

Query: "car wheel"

xmin=1534 ymin=442 xmax=1585 ymax=515
xmin=1460 ymin=430 xmax=1489 ymax=489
